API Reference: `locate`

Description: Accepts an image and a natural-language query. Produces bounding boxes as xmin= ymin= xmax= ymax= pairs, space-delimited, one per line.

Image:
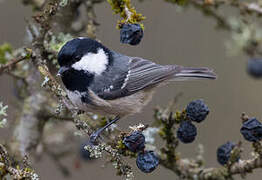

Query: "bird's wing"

xmin=123 ymin=57 xmax=177 ymax=91
xmin=93 ymin=57 xmax=177 ymax=100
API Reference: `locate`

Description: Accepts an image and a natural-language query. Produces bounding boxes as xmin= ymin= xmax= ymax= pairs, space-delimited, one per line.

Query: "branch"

xmin=155 ymin=103 xmax=262 ymax=179
xmin=0 ymin=144 xmax=39 ymax=179
xmin=84 ymin=0 xmax=99 ymax=39
xmin=159 ymin=155 xmax=262 ymax=180
xmin=107 ymin=0 xmax=145 ymax=28
xmin=0 ymin=56 xmax=28 ymax=75
xmin=86 ymin=143 xmax=134 ymax=179
xmin=190 ymin=1 xmax=231 ymax=30
xmin=192 ymin=0 xmax=262 ymax=16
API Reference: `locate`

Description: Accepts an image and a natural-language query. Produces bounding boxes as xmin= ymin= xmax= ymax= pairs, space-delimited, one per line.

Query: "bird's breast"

xmin=66 ymin=89 xmax=113 ymax=116
xmin=66 ymin=90 xmax=87 ymax=110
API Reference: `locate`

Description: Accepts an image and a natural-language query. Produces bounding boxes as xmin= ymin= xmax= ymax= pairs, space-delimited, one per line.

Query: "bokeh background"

xmin=0 ymin=0 xmax=261 ymax=179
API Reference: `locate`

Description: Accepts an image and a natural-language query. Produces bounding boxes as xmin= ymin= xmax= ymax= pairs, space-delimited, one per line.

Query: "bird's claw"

xmin=88 ymin=132 xmax=99 ymax=146
xmin=87 ymin=116 xmax=121 ymax=146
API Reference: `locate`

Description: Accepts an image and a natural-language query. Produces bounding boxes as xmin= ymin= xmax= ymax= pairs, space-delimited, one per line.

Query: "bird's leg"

xmin=89 ymin=115 xmax=120 ymax=145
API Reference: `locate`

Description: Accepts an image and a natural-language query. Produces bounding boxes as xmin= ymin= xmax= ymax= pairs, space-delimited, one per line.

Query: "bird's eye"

xmin=75 ymin=55 xmax=81 ymax=61
xmin=70 ymin=55 xmax=81 ymax=65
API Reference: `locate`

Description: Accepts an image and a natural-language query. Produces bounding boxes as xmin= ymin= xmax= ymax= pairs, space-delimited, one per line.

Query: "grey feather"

xmin=171 ymin=66 xmax=217 ymax=80
xmin=91 ymin=52 xmax=216 ymax=100
xmin=123 ymin=57 xmax=177 ymax=91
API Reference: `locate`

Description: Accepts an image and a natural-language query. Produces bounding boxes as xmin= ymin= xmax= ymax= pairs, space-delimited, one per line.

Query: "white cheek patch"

xmin=72 ymin=48 xmax=108 ymax=75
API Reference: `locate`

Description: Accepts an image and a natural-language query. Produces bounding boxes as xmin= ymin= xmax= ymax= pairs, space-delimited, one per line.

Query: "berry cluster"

xmin=247 ymin=58 xmax=262 ymax=78
xmin=216 ymin=142 xmax=238 ymax=165
xmin=177 ymin=99 xmax=209 ymax=143
xmin=136 ymin=151 xmax=159 ymax=173
xmin=240 ymin=118 xmax=262 ymax=142
xmin=123 ymin=131 xmax=159 ymax=173
xmin=177 ymin=121 xmax=197 ymax=143
xmin=186 ymin=99 xmax=209 ymax=123
xmin=123 ymin=131 xmax=145 ymax=152
xmin=216 ymin=117 xmax=262 ymax=166
xmin=120 ymin=24 xmax=143 ymax=46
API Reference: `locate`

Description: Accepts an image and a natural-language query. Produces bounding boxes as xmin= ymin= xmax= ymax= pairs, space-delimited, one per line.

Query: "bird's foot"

xmin=87 ymin=115 xmax=121 ymax=146
xmin=88 ymin=132 xmax=100 ymax=146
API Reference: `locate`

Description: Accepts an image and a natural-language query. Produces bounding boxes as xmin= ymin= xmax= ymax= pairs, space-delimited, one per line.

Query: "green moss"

xmin=99 ymin=117 xmax=108 ymax=127
xmin=173 ymin=110 xmax=187 ymax=123
xmin=24 ymin=48 xmax=33 ymax=59
xmin=165 ymin=0 xmax=189 ymax=6
xmin=44 ymin=33 xmax=73 ymax=67
xmin=252 ymin=142 xmax=262 ymax=156
xmin=0 ymin=43 xmax=12 ymax=64
xmin=107 ymin=0 xmax=126 ymax=15
xmin=115 ymin=137 xmax=137 ymax=158
xmin=47 ymin=33 xmax=73 ymax=53
xmin=116 ymin=140 xmax=126 ymax=150
xmin=228 ymin=146 xmax=241 ymax=166
xmin=107 ymin=0 xmax=145 ymax=29
xmin=158 ymin=128 xmax=166 ymax=138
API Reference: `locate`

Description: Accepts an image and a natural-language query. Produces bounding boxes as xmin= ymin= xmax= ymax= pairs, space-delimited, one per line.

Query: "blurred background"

xmin=0 ymin=0 xmax=261 ymax=179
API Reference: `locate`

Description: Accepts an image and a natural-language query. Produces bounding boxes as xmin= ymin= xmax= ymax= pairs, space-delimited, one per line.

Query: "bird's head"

xmin=57 ymin=37 xmax=112 ymax=76
xmin=57 ymin=37 xmax=112 ymax=92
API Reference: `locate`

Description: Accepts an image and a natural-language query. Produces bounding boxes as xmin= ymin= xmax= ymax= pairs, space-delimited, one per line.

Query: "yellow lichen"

xmin=107 ymin=0 xmax=145 ymax=29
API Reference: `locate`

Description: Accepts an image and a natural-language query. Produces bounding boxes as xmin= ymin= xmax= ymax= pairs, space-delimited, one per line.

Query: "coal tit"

xmin=57 ymin=37 xmax=216 ymax=143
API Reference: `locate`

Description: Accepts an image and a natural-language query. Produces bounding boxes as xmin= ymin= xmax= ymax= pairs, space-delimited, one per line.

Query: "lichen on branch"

xmin=107 ymin=0 xmax=145 ymax=28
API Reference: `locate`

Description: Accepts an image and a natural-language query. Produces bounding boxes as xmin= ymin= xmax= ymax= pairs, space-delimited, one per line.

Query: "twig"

xmin=85 ymin=0 xmax=98 ymax=39
xmin=190 ymin=0 xmax=231 ymax=30
xmin=46 ymin=113 xmax=74 ymax=121
xmin=160 ymin=155 xmax=262 ymax=180
xmin=192 ymin=0 xmax=262 ymax=16
xmin=0 ymin=144 xmax=39 ymax=179
xmin=86 ymin=143 xmax=134 ymax=179
xmin=6 ymin=72 xmax=29 ymax=87
xmin=0 ymin=56 xmax=28 ymax=75
xmin=0 ymin=144 xmax=11 ymax=166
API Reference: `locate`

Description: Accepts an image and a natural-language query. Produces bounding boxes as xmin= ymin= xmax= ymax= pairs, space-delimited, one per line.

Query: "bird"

xmin=57 ymin=37 xmax=216 ymax=143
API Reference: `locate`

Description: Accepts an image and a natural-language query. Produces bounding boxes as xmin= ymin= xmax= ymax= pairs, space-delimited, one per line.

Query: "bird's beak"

xmin=57 ymin=67 xmax=69 ymax=76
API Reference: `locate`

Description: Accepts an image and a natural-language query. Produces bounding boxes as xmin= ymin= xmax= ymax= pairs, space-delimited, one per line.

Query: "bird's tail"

xmin=171 ymin=66 xmax=217 ymax=81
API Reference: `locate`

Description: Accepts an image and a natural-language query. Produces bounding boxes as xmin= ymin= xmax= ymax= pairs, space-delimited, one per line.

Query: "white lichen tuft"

xmin=85 ymin=144 xmax=103 ymax=159
xmin=30 ymin=172 xmax=40 ymax=180
xmin=55 ymin=101 xmax=64 ymax=115
xmin=92 ymin=114 xmax=98 ymax=120
xmin=41 ymin=76 xmax=50 ymax=87
xmin=142 ymin=127 xmax=159 ymax=144
xmin=107 ymin=123 xmax=118 ymax=131
xmin=59 ymin=0 xmax=68 ymax=7
xmin=0 ymin=102 xmax=8 ymax=128
xmin=129 ymin=123 xmax=145 ymax=131
xmin=226 ymin=17 xmax=262 ymax=56
xmin=125 ymin=171 xmax=134 ymax=180
xmin=0 ymin=118 xmax=7 ymax=128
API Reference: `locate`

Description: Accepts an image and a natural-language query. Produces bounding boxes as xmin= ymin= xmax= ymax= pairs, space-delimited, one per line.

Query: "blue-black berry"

xmin=240 ymin=118 xmax=262 ymax=142
xmin=120 ymin=24 xmax=143 ymax=46
xmin=79 ymin=142 xmax=91 ymax=161
xmin=217 ymin=142 xmax=236 ymax=165
xmin=177 ymin=121 xmax=197 ymax=143
xmin=136 ymin=151 xmax=159 ymax=173
xmin=186 ymin=99 xmax=209 ymax=123
xmin=247 ymin=59 xmax=262 ymax=78
xmin=123 ymin=131 xmax=145 ymax=152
